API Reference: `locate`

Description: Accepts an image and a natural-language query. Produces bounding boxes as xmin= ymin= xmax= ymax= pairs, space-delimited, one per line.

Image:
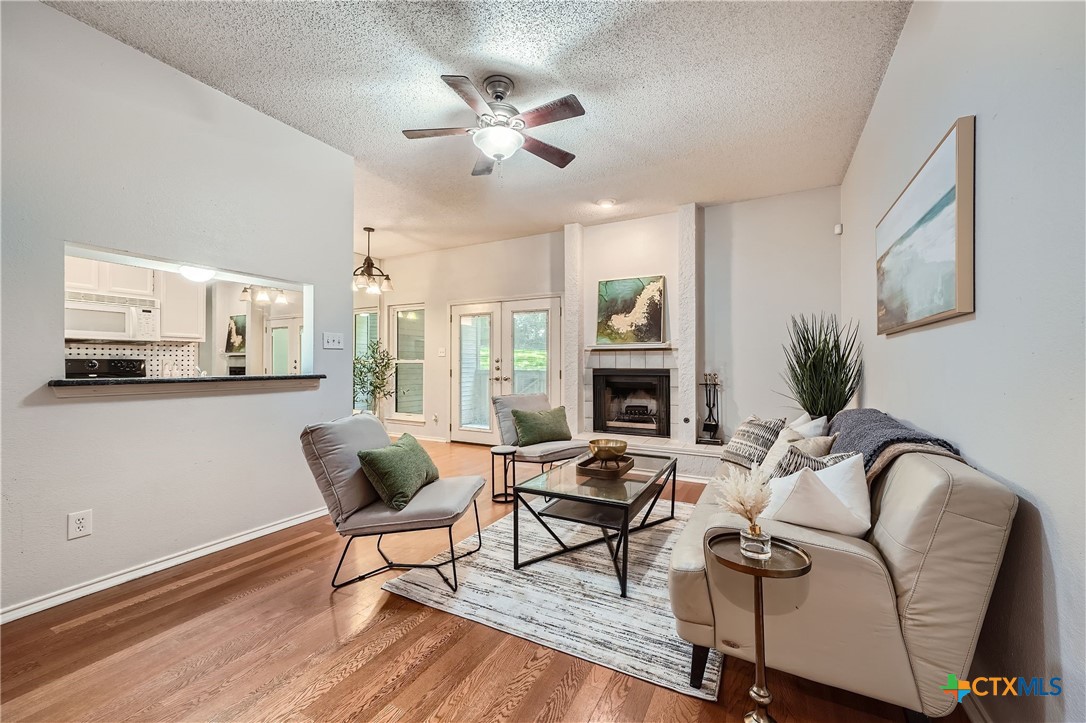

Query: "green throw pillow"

xmin=511 ymin=406 xmax=572 ymax=447
xmin=357 ymin=433 xmax=439 ymax=511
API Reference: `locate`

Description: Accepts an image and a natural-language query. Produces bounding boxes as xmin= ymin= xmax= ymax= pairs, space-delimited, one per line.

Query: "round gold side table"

xmin=707 ymin=531 xmax=813 ymax=723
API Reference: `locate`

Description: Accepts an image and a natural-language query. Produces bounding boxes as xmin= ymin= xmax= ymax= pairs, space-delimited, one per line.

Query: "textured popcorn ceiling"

xmin=49 ymin=1 xmax=910 ymax=257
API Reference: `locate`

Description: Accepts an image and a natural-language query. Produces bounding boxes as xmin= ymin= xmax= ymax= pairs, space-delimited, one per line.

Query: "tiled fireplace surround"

xmin=583 ymin=349 xmax=679 ymax=439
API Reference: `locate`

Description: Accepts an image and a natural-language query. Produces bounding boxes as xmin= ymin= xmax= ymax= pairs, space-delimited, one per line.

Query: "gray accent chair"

xmin=491 ymin=394 xmax=589 ymax=484
xmin=300 ymin=412 xmax=484 ymax=592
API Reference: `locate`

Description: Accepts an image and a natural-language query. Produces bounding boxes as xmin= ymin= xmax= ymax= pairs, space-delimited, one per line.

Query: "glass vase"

xmin=740 ymin=523 xmax=772 ymax=560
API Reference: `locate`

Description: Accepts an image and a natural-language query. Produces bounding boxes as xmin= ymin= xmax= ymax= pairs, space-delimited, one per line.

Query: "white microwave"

xmin=64 ymin=292 xmax=161 ymax=342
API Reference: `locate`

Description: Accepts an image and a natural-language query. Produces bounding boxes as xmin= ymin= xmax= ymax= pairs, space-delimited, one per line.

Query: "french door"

xmin=451 ymin=297 xmax=561 ymax=445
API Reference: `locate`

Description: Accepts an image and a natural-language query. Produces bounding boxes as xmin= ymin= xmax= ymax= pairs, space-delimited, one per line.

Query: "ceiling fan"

xmin=402 ymin=74 xmax=585 ymax=176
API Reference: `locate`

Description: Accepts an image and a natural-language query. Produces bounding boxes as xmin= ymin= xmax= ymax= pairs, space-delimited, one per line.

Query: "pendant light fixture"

xmin=353 ymin=227 xmax=394 ymax=295
xmin=274 ymin=289 xmax=288 ymax=305
xmin=255 ymin=288 xmax=271 ymax=304
xmin=239 ymin=286 xmax=252 ymax=303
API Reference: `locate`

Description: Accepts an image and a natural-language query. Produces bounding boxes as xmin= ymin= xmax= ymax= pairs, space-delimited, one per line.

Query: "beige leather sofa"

xmin=669 ymin=452 xmax=1017 ymax=720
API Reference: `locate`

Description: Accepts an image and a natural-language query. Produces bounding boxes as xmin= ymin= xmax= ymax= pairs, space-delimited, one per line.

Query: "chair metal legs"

xmin=331 ymin=500 xmax=483 ymax=592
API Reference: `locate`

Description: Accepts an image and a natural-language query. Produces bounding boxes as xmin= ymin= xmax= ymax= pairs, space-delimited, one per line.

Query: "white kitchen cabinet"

xmin=157 ymin=271 xmax=207 ymax=341
xmin=64 ymin=257 xmax=156 ymax=298
xmin=101 ymin=262 xmax=155 ymax=297
xmin=64 ymin=256 xmax=100 ymax=292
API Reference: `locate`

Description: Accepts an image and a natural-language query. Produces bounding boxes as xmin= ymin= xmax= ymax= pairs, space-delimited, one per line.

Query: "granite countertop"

xmin=48 ymin=374 xmax=326 ymax=387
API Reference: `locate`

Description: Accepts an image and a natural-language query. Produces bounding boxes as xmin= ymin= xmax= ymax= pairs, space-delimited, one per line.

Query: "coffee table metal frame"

xmin=512 ymin=452 xmax=677 ymax=597
xmin=707 ymin=531 xmax=813 ymax=723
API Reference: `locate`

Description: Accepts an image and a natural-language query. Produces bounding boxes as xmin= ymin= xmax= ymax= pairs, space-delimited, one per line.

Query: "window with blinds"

xmin=392 ymin=307 xmax=425 ymax=417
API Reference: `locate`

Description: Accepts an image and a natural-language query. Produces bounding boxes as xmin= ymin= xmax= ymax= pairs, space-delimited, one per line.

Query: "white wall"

xmin=839 ymin=3 xmax=1084 ymax=722
xmin=1 ymin=4 xmax=354 ymax=616
xmin=376 ymin=232 xmax=564 ymax=440
xmin=581 ymin=212 xmax=680 ymax=348
xmin=701 ymin=187 xmax=842 ymax=432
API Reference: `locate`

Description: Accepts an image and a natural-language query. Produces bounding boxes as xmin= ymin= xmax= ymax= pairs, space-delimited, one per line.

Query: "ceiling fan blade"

xmin=441 ymin=75 xmax=493 ymax=118
xmin=521 ymin=134 xmax=575 ymax=168
xmin=402 ymin=127 xmax=472 ymax=139
xmin=471 ymin=155 xmax=495 ymax=176
xmin=514 ymin=94 xmax=585 ymax=129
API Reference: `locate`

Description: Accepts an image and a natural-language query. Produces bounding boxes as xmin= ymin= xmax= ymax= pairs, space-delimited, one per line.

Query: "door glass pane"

xmin=395 ymin=362 xmax=424 ymax=415
xmin=396 ymin=309 xmax=425 ymax=360
xmin=271 ymin=327 xmax=289 ymax=375
xmin=512 ymin=311 xmax=548 ymax=395
xmin=459 ymin=314 xmax=491 ymax=430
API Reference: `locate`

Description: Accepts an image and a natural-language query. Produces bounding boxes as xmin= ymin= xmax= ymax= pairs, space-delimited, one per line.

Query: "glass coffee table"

xmin=512 ymin=451 xmax=677 ymax=597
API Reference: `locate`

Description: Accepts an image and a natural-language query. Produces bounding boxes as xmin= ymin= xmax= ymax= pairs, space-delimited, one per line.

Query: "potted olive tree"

xmin=353 ymin=339 xmax=395 ymax=416
xmin=782 ymin=314 xmax=863 ymax=420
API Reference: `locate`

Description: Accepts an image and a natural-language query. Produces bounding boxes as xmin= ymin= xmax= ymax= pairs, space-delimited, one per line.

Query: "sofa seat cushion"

xmin=336 ymin=475 xmax=485 ymax=536
xmin=515 ymin=440 xmax=589 ymax=463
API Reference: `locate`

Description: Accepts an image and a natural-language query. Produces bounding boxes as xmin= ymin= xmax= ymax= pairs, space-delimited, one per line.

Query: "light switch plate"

xmin=322 ymin=332 xmax=345 ymax=350
xmin=437 ymin=347 xmax=447 ymax=358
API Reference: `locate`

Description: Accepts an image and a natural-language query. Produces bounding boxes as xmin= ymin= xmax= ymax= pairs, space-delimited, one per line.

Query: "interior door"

xmin=451 ymin=302 xmax=501 ymax=445
xmin=265 ymin=316 xmax=303 ymax=376
xmin=450 ymin=297 xmax=561 ymax=445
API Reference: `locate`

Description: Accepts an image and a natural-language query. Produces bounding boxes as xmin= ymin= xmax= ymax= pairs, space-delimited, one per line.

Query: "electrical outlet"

xmin=322 ymin=332 xmax=345 ymax=350
xmin=67 ymin=510 xmax=92 ymax=540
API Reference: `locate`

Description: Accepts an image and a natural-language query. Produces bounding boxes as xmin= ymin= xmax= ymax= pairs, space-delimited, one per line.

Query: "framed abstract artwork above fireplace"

xmin=592 ymin=368 xmax=671 ymax=438
xmin=596 ymin=276 xmax=666 ymax=346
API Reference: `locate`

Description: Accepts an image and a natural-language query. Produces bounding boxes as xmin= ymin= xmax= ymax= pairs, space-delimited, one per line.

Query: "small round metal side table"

xmin=490 ymin=445 xmax=517 ymax=503
xmin=707 ymin=532 xmax=812 ymax=723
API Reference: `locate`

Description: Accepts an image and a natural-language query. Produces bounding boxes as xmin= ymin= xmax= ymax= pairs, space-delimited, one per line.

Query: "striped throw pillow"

xmin=771 ymin=448 xmax=859 ymax=479
xmin=720 ymin=416 xmax=786 ymax=468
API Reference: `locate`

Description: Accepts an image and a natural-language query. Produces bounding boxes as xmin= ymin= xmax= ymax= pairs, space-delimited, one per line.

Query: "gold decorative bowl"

xmin=589 ymin=438 xmax=628 ymax=462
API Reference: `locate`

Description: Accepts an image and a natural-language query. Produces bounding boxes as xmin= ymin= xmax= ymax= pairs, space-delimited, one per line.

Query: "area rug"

xmin=381 ymin=500 xmax=723 ymax=700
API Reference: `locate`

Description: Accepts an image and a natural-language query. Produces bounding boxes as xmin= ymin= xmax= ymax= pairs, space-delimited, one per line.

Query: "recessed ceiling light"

xmin=595 ymin=198 xmax=617 ymax=208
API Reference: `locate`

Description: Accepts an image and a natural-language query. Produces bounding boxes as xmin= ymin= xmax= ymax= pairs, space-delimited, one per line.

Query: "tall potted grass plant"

xmin=782 ymin=314 xmax=863 ymax=420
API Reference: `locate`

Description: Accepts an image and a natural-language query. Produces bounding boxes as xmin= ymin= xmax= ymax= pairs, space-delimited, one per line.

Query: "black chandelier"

xmin=353 ymin=226 xmax=394 ymax=294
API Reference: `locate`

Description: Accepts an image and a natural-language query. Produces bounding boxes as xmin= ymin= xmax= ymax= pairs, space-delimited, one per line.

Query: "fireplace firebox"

xmin=592 ymin=368 xmax=671 ymax=438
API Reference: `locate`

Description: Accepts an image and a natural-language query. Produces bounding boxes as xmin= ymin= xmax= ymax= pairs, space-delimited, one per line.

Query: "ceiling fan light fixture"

xmin=472 ymin=125 xmax=524 ymax=161
xmin=595 ymin=198 xmax=618 ymax=208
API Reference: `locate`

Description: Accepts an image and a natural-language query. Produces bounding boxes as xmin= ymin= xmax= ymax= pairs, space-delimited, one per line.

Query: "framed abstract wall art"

xmin=225 ymin=314 xmax=247 ymax=353
xmin=876 ymin=115 xmax=975 ymax=335
xmin=596 ymin=275 xmax=666 ymax=345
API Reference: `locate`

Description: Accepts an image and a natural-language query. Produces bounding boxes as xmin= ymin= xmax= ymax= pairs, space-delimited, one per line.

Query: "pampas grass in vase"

xmin=715 ymin=463 xmax=774 ymax=560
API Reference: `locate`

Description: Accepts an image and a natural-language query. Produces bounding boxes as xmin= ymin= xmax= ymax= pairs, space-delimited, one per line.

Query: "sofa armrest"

xmin=701 ymin=516 xmax=923 ymax=713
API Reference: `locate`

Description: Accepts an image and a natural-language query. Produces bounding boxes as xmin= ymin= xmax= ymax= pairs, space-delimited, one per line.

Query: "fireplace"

xmin=592 ymin=368 xmax=671 ymax=438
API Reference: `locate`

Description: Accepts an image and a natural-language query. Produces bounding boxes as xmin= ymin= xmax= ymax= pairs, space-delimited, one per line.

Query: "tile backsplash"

xmin=65 ymin=341 xmax=199 ymax=378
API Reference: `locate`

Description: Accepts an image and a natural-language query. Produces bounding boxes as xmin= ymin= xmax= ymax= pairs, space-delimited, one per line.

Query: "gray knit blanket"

xmin=828 ymin=408 xmax=960 ymax=471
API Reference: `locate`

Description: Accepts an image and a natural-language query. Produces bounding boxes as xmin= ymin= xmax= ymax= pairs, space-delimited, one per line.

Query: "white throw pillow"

xmin=763 ymin=454 xmax=870 ymax=536
xmin=788 ymin=412 xmax=828 ymax=438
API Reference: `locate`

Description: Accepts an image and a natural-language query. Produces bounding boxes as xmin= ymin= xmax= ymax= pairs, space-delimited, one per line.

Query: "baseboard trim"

xmin=961 ymin=695 xmax=995 ymax=723
xmin=0 ymin=507 xmax=326 ymax=625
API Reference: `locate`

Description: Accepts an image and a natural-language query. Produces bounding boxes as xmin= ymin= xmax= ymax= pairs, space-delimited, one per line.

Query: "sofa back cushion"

xmin=300 ymin=412 xmax=390 ymax=524
xmin=867 ymin=453 xmax=1017 ymax=717
xmin=492 ymin=393 xmax=551 ymax=445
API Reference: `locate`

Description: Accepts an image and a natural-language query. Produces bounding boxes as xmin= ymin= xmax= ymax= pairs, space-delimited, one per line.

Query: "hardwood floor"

xmin=0 ymin=441 xmax=966 ymax=722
